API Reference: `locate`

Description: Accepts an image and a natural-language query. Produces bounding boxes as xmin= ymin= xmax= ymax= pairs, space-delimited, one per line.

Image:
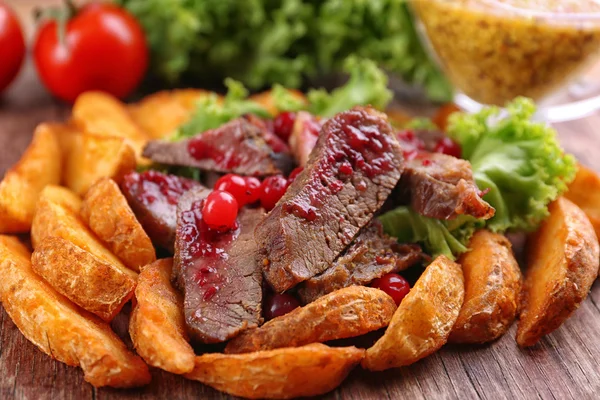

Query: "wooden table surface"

xmin=2 ymin=1 xmax=600 ymax=399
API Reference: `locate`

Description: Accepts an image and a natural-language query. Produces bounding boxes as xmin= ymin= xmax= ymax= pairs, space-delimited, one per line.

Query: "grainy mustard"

xmin=412 ymin=0 xmax=600 ymax=105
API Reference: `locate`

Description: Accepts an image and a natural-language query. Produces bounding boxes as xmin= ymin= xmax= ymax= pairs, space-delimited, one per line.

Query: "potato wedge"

xmin=72 ymin=91 xmax=149 ymax=164
xmin=81 ymin=178 xmax=155 ymax=271
xmin=0 ymin=123 xmax=61 ymax=233
xmin=565 ymin=164 xmax=600 ymax=240
xmin=362 ymin=255 xmax=464 ymax=371
xmin=185 ymin=344 xmax=364 ymax=399
xmin=517 ymin=197 xmax=599 ymax=347
xmin=250 ymin=89 xmax=307 ymax=116
xmin=39 ymin=185 xmax=82 ymax=212
xmin=0 ymin=235 xmax=150 ymax=388
xmin=130 ymin=258 xmax=195 ymax=374
xmin=225 ymin=286 xmax=396 ymax=354
xmin=449 ymin=230 xmax=522 ymax=344
xmin=64 ymin=132 xmax=136 ymax=196
xmin=32 ymin=237 xmax=136 ymax=321
xmin=31 ymin=189 xmax=136 ymax=281
xmin=128 ymin=89 xmax=210 ymax=139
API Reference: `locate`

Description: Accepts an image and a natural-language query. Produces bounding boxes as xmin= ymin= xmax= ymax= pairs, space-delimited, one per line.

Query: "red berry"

xmin=214 ymin=174 xmax=248 ymax=206
xmin=263 ymin=293 xmax=300 ymax=320
xmin=260 ymin=175 xmax=289 ymax=211
xmin=273 ymin=112 xmax=297 ymax=141
xmin=433 ymin=137 xmax=462 ymax=158
xmin=244 ymin=176 xmax=262 ymax=205
xmin=288 ymin=167 xmax=304 ymax=183
xmin=202 ymin=190 xmax=238 ymax=231
xmin=371 ymin=273 xmax=411 ymax=306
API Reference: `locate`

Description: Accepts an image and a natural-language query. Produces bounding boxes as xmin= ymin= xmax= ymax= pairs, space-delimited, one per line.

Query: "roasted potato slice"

xmin=64 ymin=132 xmax=136 ymax=196
xmin=39 ymin=185 xmax=82 ymax=212
xmin=449 ymin=230 xmax=522 ymax=344
xmin=225 ymin=286 xmax=396 ymax=354
xmin=362 ymin=255 xmax=464 ymax=371
xmin=0 ymin=235 xmax=150 ymax=388
xmin=32 ymin=237 xmax=136 ymax=321
xmin=185 ymin=344 xmax=364 ymax=399
xmin=0 ymin=123 xmax=61 ymax=233
xmin=130 ymin=258 xmax=195 ymax=374
xmin=250 ymin=89 xmax=307 ymax=116
xmin=31 ymin=189 xmax=136 ymax=280
xmin=565 ymin=164 xmax=600 ymax=240
xmin=72 ymin=91 xmax=149 ymax=164
xmin=517 ymin=197 xmax=599 ymax=347
xmin=128 ymin=89 xmax=210 ymax=139
xmin=81 ymin=178 xmax=155 ymax=271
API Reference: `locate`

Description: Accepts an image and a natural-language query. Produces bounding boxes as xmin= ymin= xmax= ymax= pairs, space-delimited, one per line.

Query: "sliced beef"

xmin=297 ymin=220 xmax=424 ymax=304
xmin=289 ymin=111 xmax=322 ymax=167
xmin=174 ymin=187 xmax=264 ymax=343
xmin=255 ymin=106 xmax=404 ymax=292
xmin=143 ymin=116 xmax=294 ymax=177
xmin=120 ymin=170 xmax=202 ymax=251
xmin=398 ymin=152 xmax=494 ymax=220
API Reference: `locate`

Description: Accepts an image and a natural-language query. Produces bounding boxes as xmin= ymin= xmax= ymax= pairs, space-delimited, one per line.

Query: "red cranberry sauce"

xmin=123 ymin=170 xmax=198 ymax=207
xmin=178 ymin=199 xmax=240 ymax=302
xmin=397 ymin=130 xmax=426 ymax=161
xmin=188 ymin=135 xmax=244 ymax=169
xmin=283 ymin=109 xmax=397 ymax=221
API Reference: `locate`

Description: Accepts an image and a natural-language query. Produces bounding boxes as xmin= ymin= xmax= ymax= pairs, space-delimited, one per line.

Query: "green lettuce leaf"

xmin=306 ymin=57 xmax=393 ymax=117
xmin=379 ymin=206 xmax=483 ymax=260
xmin=171 ymin=78 xmax=271 ymax=140
xmin=447 ymin=97 xmax=577 ymax=232
xmin=271 ymin=84 xmax=306 ymax=112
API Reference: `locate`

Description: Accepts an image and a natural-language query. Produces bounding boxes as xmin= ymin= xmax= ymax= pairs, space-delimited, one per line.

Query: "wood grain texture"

xmin=2 ymin=1 xmax=600 ymax=399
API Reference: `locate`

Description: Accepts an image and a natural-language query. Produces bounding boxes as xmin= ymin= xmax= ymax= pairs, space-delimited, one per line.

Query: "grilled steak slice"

xmin=297 ymin=220 xmax=424 ymax=304
xmin=289 ymin=111 xmax=322 ymax=167
xmin=121 ymin=170 xmax=202 ymax=251
xmin=399 ymin=152 xmax=494 ymax=220
xmin=255 ymin=106 xmax=404 ymax=292
xmin=143 ymin=116 xmax=294 ymax=177
xmin=174 ymin=187 xmax=264 ymax=343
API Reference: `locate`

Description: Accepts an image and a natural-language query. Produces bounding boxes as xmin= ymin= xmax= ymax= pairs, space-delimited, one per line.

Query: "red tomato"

xmin=33 ymin=2 xmax=148 ymax=102
xmin=0 ymin=2 xmax=25 ymax=93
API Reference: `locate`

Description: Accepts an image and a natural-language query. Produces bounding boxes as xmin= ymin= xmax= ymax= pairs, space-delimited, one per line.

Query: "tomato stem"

xmin=33 ymin=0 xmax=77 ymax=48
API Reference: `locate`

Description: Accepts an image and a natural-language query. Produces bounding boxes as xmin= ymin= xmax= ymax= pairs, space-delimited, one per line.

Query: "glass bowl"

xmin=411 ymin=0 xmax=600 ymax=121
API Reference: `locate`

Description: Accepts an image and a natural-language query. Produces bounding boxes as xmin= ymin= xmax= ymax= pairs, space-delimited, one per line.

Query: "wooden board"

xmin=2 ymin=2 xmax=600 ymax=399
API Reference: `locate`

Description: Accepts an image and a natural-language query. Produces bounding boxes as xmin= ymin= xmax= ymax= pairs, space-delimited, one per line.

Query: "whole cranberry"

xmin=263 ymin=293 xmax=300 ymax=321
xmin=288 ymin=167 xmax=304 ymax=183
xmin=260 ymin=175 xmax=289 ymax=211
xmin=433 ymin=137 xmax=462 ymax=158
xmin=273 ymin=112 xmax=297 ymax=141
xmin=371 ymin=273 xmax=411 ymax=306
xmin=243 ymin=176 xmax=262 ymax=205
xmin=202 ymin=190 xmax=238 ymax=231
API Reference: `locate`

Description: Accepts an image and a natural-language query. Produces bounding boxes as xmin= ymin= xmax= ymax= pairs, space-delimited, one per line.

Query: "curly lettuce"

xmin=447 ymin=97 xmax=577 ymax=232
xmin=172 ymin=57 xmax=392 ymax=140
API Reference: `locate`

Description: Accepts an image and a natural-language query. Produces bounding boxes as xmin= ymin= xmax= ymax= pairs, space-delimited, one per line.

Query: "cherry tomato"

xmin=260 ymin=175 xmax=289 ymax=211
xmin=263 ymin=293 xmax=300 ymax=321
xmin=371 ymin=273 xmax=411 ymax=305
xmin=202 ymin=190 xmax=238 ymax=232
xmin=0 ymin=2 xmax=25 ymax=93
xmin=33 ymin=2 xmax=148 ymax=102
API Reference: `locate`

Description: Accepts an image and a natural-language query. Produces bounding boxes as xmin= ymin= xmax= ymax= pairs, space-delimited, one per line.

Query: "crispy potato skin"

xmin=32 ymin=237 xmax=136 ymax=321
xmin=250 ymin=89 xmax=307 ymax=116
xmin=0 ymin=124 xmax=61 ymax=233
xmin=31 ymin=190 xmax=137 ymax=280
xmin=130 ymin=258 xmax=195 ymax=374
xmin=565 ymin=164 xmax=600 ymax=240
xmin=449 ymin=230 xmax=522 ymax=344
xmin=362 ymin=255 xmax=465 ymax=371
xmin=38 ymin=185 xmax=82 ymax=213
xmin=185 ymin=344 xmax=364 ymax=399
xmin=81 ymin=178 xmax=155 ymax=271
xmin=225 ymin=286 xmax=396 ymax=354
xmin=64 ymin=133 xmax=136 ymax=196
xmin=72 ymin=91 xmax=149 ymax=164
xmin=0 ymin=235 xmax=151 ymax=388
xmin=128 ymin=89 xmax=211 ymax=139
xmin=517 ymin=198 xmax=600 ymax=347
